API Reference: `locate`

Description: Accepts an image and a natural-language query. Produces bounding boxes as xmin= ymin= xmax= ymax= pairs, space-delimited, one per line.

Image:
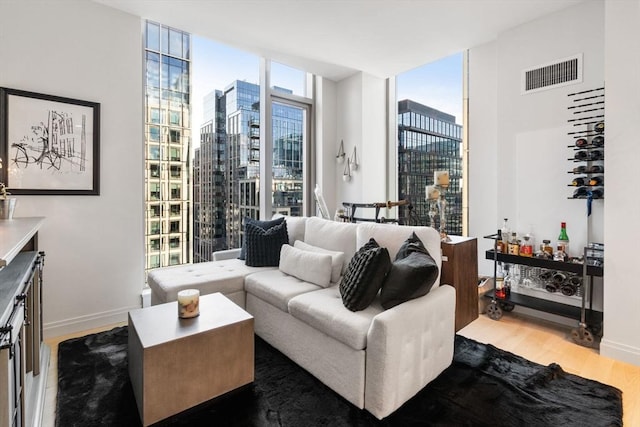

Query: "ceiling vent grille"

xmin=522 ymin=54 xmax=583 ymax=94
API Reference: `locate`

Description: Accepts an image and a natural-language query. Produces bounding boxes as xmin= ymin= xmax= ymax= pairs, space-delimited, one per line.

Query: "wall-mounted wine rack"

xmin=567 ymin=87 xmax=604 ymax=201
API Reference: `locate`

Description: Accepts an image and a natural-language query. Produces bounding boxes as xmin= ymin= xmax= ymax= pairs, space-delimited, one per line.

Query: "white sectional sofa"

xmin=147 ymin=216 xmax=456 ymax=420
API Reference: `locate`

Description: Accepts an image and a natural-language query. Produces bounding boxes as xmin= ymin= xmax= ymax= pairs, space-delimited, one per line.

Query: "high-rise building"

xmin=193 ymin=81 xmax=304 ymax=254
xmin=194 ymin=90 xmax=227 ymax=262
xmin=144 ymin=22 xmax=192 ymax=271
xmin=397 ymin=99 xmax=463 ymax=235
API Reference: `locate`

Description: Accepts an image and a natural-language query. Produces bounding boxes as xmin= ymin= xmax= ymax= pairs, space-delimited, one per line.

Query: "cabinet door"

xmin=441 ymin=237 xmax=479 ymax=331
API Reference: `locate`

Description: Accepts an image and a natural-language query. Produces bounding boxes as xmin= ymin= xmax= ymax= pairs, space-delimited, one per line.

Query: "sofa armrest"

xmin=212 ymin=248 xmax=242 ymax=261
xmin=364 ymin=284 xmax=456 ymax=419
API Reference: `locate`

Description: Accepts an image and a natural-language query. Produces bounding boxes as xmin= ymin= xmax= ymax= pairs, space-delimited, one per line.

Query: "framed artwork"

xmin=0 ymin=87 xmax=100 ymax=195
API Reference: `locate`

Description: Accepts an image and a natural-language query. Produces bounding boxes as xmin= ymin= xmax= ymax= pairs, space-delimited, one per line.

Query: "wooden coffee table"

xmin=128 ymin=292 xmax=254 ymax=426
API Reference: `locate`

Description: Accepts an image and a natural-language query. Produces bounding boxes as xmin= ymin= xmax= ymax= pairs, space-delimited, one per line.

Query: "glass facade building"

xmin=144 ymin=21 xmax=192 ymax=271
xmin=397 ymin=99 xmax=463 ymax=235
xmin=193 ymin=81 xmax=304 ymax=257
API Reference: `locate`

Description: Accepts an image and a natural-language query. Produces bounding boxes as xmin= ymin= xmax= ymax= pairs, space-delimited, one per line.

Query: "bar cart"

xmin=483 ymin=233 xmax=603 ymax=348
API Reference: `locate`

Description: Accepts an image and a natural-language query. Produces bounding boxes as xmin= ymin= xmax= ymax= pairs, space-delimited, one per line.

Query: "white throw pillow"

xmin=279 ymin=244 xmax=332 ymax=288
xmin=294 ymin=240 xmax=345 ymax=284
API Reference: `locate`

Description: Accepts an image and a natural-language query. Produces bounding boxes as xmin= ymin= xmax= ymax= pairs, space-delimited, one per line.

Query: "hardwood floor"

xmin=41 ymin=315 xmax=639 ymax=426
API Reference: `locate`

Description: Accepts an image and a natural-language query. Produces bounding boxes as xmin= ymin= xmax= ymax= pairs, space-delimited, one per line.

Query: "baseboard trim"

xmin=43 ymin=305 xmax=139 ymax=339
xmin=600 ymin=338 xmax=640 ymax=367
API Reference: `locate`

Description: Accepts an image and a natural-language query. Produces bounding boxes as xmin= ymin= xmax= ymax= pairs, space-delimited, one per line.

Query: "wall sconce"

xmin=343 ymin=158 xmax=351 ymax=182
xmin=336 ymin=139 xmax=346 ymax=163
xmin=349 ymin=146 xmax=359 ymax=171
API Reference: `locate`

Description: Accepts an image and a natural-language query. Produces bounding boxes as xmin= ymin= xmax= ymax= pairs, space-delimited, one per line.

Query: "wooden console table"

xmin=441 ymin=236 xmax=478 ymax=331
xmin=0 ymin=217 xmax=48 ymax=427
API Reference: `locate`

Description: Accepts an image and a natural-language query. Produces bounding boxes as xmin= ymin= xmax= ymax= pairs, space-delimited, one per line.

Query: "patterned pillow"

xmin=380 ymin=232 xmax=439 ymax=309
xmin=339 ymin=238 xmax=391 ymax=312
xmin=238 ymin=216 xmax=285 ymax=260
xmin=245 ymin=221 xmax=289 ymax=267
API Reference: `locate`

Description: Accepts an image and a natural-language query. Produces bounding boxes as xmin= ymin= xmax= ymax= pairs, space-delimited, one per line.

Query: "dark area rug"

xmin=56 ymin=326 xmax=623 ymax=426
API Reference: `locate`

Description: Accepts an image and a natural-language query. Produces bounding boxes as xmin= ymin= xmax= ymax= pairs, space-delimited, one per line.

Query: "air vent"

xmin=522 ymin=54 xmax=583 ymax=94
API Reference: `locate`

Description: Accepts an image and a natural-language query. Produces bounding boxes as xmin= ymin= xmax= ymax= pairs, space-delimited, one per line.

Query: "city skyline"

xmin=191 ymin=34 xmax=463 ymax=146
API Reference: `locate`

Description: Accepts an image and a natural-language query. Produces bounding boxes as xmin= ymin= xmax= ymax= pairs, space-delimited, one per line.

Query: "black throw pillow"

xmin=239 ymin=216 xmax=286 ymax=260
xmin=380 ymin=232 xmax=439 ymax=309
xmin=339 ymin=238 xmax=391 ymax=312
xmin=244 ymin=221 xmax=289 ymax=267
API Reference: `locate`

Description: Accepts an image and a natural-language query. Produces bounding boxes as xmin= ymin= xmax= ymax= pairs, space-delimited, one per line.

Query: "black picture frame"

xmin=0 ymin=87 xmax=100 ymax=195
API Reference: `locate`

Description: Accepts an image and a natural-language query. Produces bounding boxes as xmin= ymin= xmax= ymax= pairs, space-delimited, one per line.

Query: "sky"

xmin=191 ymin=35 xmax=463 ymax=147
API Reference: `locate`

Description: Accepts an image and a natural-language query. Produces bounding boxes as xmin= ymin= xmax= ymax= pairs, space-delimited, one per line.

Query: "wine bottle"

xmin=571 ymin=177 xmax=588 ymax=186
xmin=592 ymin=135 xmax=604 ymax=147
xmin=575 ymin=138 xmax=588 ymax=148
xmin=573 ymin=165 xmax=587 ymax=174
xmin=557 ymin=222 xmax=570 ymax=257
xmin=594 ymin=121 xmax=605 ymax=133
xmin=574 ymin=150 xmax=589 ymax=160
xmin=587 ymin=165 xmax=604 ymax=173
xmin=507 ymin=232 xmax=520 ymax=256
xmin=592 ymin=188 xmax=604 ymax=199
xmin=589 ymin=150 xmax=604 ymax=160
xmin=589 ymin=176 xmax=604 ymax=186
xmin=573 ymin=187 xmax=589 ymax=198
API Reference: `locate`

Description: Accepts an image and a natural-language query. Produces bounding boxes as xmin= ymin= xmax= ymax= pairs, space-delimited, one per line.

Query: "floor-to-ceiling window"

xmin=146 ymin=27 xmax=314 ymax=267
xmin=396 ymin=52 xmax=465 ymax=235
xmin=144 ymin=22 xmax=191 ymax=272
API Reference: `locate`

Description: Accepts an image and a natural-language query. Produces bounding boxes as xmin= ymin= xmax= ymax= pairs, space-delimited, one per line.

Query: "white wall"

xmin=469 ymin=0 xmax=640 ymax=365
xmin=335 ymin=72 xmax=388 ymax=219
xmin=0 ymin=1 xmax=144 ymax=337
xmin=314 ymin=76 xmax=338 ymax=215
xmin=601 ymin=0 xmax=640 ymax=365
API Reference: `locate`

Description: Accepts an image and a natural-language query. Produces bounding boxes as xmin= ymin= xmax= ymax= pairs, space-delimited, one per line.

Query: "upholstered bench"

xmin=147 ymin=258 xmax=275 ymax=308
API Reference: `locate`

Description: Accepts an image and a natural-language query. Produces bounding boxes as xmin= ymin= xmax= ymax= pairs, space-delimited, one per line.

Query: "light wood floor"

xmin=41 ymin=315 xmax=639 ymax=426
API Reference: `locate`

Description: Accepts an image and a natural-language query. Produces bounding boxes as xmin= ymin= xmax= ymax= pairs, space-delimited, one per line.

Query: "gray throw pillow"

xmin=380 ymin=232 xmax=439 ymax=309
xmin=339 ymin=238 xmax=391 ymax=312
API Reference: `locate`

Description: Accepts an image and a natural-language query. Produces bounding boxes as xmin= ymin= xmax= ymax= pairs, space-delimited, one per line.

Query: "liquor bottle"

xmin=571 ymin=177 xmax=588 ymax=186
xmin=495 ymin=263 xmax=506 ymax=299
xmin=589 ymin=176 xmax=604 ymax=186
xmin=520 ymin=234 xmax=533 ymax=257
xmin=501 ymin=218 xmax=510 ymax=248
xmin=503 ymin=264 xmax=514 ymax=296
xmin=507 ymin=232 xmax=520 ymax=256
xmin=557 ymin=222 xmax=570 ymax=257
xmin=541 ymin=239 xmax=554 ymax=258
xmin=553 ymin=245 xmax=568 ymax=262
xmin=496 ymin=229 xmax=505 ymax=253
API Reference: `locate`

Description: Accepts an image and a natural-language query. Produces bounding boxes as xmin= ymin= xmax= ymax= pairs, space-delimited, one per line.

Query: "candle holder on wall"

xmin=343 ymin=159 xmax=351 ymax=182
xmin=336 ymin=139 xmax=346 ymax=163
xmin=349 ymin=146 xmax=359 ymax=171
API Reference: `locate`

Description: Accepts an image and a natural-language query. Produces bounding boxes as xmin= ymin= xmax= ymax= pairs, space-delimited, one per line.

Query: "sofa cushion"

xmin=356 ymin=222 xmax=441 ymax=288
xmin=380 ymin=232 xmax=440 ymax=309
xmin=283 ymin=216 xmax=307 ymax=245
xmin=304 ymin=217 xmax=359 ymax=273
xmin=244 ymin=270 xmax=323 ymax=312
xmin=294 ymin=241 xmax=345 ymax=284
xmin=245 ymin=221 xmax=289 ymax=267
xmin=239 ymin=216 xmax=285 ymax=260
xmin=279 ymin=244 xmax=332 ymax=288
xmin=147 ymin=259 xmax=275 ymax=303
xmin=339 ymin=238 xmax=391 ymax=312
xmin=288 ymin=287 xmax=383 ymax=350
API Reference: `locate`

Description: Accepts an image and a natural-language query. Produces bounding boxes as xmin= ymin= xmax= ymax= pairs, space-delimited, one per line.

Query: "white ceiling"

xmin=94 ymin=0 xmax=588 ymax=81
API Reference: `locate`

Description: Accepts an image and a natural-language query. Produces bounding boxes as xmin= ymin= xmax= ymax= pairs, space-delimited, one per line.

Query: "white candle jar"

xmin=177 ymin=289 xmax=200 ymax=318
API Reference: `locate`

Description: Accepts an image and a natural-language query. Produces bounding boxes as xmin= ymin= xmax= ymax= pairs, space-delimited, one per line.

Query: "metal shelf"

xmin=485 ymin=249 xmax=603 ymax=277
